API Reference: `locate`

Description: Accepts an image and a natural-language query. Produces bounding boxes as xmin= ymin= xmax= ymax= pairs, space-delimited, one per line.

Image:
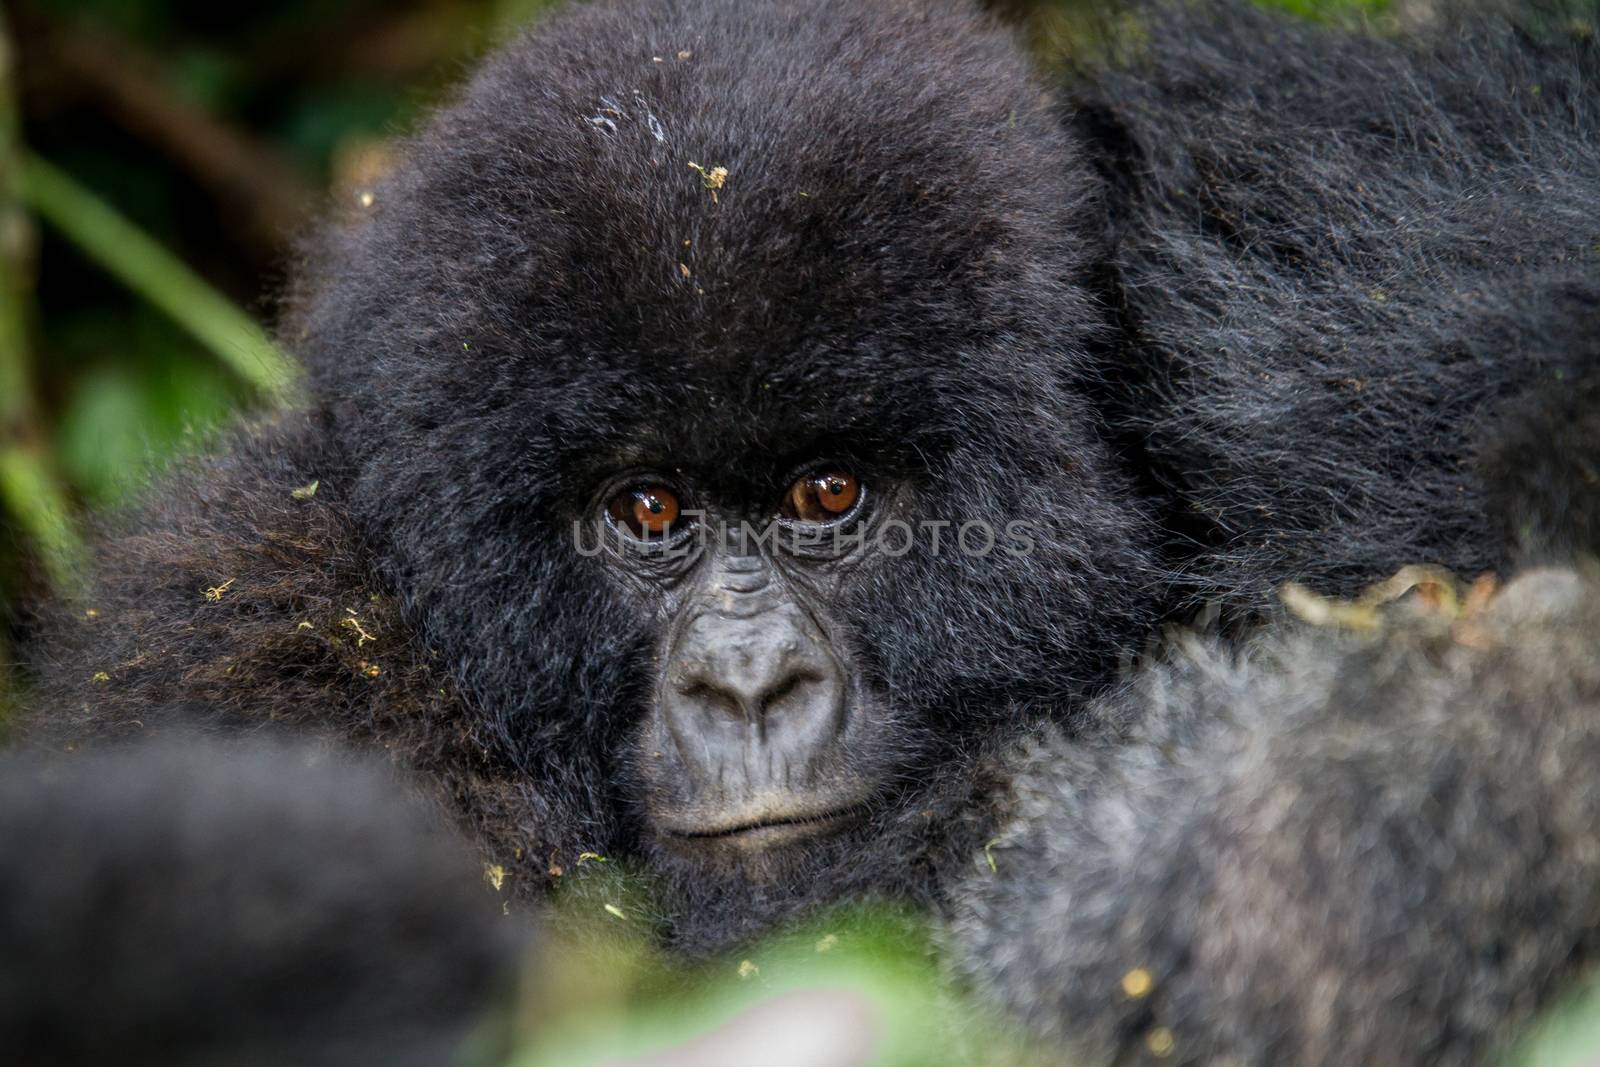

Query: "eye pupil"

xmin=782 ymin=468 xmax=860 ymax=523
xmin=609 ymin=484 xmax=681 ymax=538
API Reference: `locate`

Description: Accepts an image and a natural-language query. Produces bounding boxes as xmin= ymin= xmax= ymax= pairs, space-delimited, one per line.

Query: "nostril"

xmin=757 ymin=670 xmax=826 ymax=720
xmin=674 ymin=679 xmax=742 ymax=720
xmin=670 ymin=666 xmax=836 ymax=725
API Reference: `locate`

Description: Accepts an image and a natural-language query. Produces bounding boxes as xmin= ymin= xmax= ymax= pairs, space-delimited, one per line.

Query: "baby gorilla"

xmin=33 ymin=0 xmax=1168 ymax=949
xmin=24 ymin=0 xmax=1600 ymax=1011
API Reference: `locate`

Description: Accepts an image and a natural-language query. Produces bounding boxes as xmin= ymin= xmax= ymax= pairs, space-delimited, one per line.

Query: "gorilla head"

xmin=288 ymin=0 xmax=1156 ymax=945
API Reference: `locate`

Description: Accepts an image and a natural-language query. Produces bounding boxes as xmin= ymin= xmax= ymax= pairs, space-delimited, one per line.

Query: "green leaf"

xmin=16 ymin=153 xmax=297 ymax=401
xmin=0 ymin=445 xmax=83 ymax=590
xmin=1500 ymin=975 xmax=1600 ymax=1067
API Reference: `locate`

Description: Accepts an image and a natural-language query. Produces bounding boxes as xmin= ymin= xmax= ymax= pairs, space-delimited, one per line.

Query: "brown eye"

xmin=608 ymin=485 xmax=681 ymax=537
xmin=782 ymin=468 xmax=860 ymax=523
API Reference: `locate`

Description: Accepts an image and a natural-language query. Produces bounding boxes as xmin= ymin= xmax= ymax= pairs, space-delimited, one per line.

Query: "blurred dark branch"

xmin=17 ymin=8 xmax=317 ymax=257
xmin=0 ymin=10 xmax=83 ymax=594
xmin=248 ymin=2 xmax=492 ymax=81
xmin=0 ymin=13 xmax=31 ymax=427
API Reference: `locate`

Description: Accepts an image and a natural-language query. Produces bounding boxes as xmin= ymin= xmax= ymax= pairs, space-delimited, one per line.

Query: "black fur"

xmin=1072 ymin=0 xmax=1600 ymax=608
xmin=1482 ymin=370 xmax=1600 ymax=564
xmin=0 ymin=735 xmax=524 ymax=1067
xmin=17 ymin=0 xmax=1600 ymax=1055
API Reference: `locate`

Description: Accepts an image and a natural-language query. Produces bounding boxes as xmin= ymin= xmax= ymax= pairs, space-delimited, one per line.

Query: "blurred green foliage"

xmin=511 ymin=886 xmax=1050 ymax=1067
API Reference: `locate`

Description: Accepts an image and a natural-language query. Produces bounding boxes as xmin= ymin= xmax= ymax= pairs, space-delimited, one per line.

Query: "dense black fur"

xmin=1483 ymin=370 xmax=1600 ymax=563
xmin=0 ymin=736 xmax=524 ymax=1067
xmin=1072 ymin=0 xmax=1600 ymax=607
xmin=18 ymin=0 xmax=1600 ymax=1054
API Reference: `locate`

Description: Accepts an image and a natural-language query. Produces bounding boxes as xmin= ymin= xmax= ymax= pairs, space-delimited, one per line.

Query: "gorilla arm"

xmin=953 ymin=563 xmax=1600 ymax=1067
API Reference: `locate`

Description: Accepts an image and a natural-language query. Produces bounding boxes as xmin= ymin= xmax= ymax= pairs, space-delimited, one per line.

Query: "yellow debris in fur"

xmin=604 ymin=904 xmax=628 ymax=921
xmin=1360 ymin=564 xmax=1462 ymax=614
xmin=1279 ymin=583 xmax=1379 ymax=630
xmin=1281 ymin=563 xmax=1483 ymax=632
xmin=203 ymin=578 xmax=236 ymax=602
xmin=342 ymin=611 xmax=376 ymax=646
xmin=290 ymin=479 xmax=319 ymax=500
xmin=484 ymin=864 xmax=506 ymax=891
xmin=1147 ymin=1027 xmax=1176 ymax=1058
xmin=1122 ymin=968 xmax=1154 ymax=999
xmin=687 ymin=161 xmax=729 ymax=203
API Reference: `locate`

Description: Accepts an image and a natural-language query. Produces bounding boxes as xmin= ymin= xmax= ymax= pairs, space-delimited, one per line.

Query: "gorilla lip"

xmin=661 ymin=803 xmax=867 ymax=846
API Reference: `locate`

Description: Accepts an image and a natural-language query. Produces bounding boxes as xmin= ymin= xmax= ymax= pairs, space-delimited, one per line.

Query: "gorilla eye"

xmin=607 ymin=485 xmax=681 ymax=538
xmin=782 ymin=468 xmax=861 ymax=524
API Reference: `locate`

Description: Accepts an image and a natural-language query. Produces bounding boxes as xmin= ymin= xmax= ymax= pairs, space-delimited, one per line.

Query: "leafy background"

xmin=16 ymin=2 xmax=1599 ymax=1066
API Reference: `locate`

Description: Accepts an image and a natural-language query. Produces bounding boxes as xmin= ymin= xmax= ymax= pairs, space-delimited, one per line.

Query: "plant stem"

xmin=17 ymin=153 xmax=298 ymax=401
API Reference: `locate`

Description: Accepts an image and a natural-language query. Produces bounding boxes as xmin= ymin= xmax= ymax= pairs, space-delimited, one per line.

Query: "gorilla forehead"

xmin=299 ymin=0 xmax=1100 ymax=472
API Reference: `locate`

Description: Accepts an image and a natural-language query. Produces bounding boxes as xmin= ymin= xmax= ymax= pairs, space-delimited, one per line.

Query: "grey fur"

xmin=955 ymin=565 xmax=1600 ymax=1066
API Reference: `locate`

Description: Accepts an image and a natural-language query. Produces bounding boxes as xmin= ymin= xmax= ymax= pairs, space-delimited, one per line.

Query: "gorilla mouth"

xmin=662 ymin=804 xmax=867 ymax=847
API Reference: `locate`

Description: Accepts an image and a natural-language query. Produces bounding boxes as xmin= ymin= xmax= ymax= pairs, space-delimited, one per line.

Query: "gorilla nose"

xmin=652 ymin=577 xmax=864 ymax=835
xmin=668 ymin=604 xmax=844 ymax=728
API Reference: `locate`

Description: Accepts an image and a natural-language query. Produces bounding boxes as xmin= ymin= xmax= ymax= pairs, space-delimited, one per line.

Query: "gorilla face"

xmin=544 ymin=316 xmax=1156 ymax=904
xmin=593 ymin=452 xmax=1063 ymax=871
xmin=606 ymin=464 xmax=902 ymax=856
xmin=292 ymin=0 xmax=1160 ymax=941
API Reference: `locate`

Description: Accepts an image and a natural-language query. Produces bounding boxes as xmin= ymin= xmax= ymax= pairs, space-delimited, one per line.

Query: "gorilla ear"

xmin=1479 ymin=367 xmax=1600 ymax=566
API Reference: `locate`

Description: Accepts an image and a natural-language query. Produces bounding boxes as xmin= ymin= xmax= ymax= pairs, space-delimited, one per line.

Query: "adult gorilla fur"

xmin=956 ymin=560 xmax=1600 ymax=1067
xmin=18 ymin=0 xmax=1600 ymax=1061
